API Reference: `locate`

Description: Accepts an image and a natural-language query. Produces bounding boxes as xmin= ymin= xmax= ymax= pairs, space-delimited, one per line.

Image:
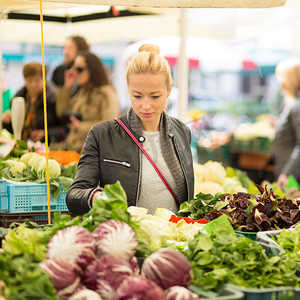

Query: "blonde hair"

xmin=126 ymin=44 xmax=173 ymax=89
xmin=275 ymin=58 xmax=300 ymax=98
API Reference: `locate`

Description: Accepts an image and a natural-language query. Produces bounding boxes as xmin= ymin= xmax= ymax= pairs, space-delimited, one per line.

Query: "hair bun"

xmin=138 ymin=44 xmax=160 ymax=55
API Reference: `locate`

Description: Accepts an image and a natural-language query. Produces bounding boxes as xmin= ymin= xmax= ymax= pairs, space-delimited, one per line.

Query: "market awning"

xmin=15 ymin=0 xmax=287 ymax=9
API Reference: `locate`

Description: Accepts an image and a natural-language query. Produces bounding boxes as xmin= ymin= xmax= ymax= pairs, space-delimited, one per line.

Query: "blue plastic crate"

xmin=0 ymin=180 xmax=67 ymax=213
xmin=0 ymin=180 xmax=8 ymax=212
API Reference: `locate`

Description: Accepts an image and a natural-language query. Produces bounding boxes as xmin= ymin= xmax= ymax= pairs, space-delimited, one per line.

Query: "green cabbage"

xmin=5 ymin=159 xmax=27 ymax=176
xmin=202 ymin=161 xmax=226 ymax=184
xmin=37 ymin=159 xmax=61 ymax=178
xmin=195 ymin=181 xmax=224 ymax=196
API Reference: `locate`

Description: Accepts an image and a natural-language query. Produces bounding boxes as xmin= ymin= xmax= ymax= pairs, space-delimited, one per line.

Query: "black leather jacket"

xmin=66 ymin=114 xmax=194 ymax=215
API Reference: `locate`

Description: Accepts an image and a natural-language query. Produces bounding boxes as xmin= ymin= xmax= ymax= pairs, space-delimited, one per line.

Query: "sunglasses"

xmin=74 ymin=66 xmax=87 ymax=73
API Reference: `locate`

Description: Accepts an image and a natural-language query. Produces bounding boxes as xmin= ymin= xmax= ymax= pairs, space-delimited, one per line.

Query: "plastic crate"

xmin=0 ymin=180 xmax=68 ymax=213
xmin=235 ymin=231 xmax=257 ymax=241
xmin=37 ymin=151 xmax=80 ymax=165
xmin=256 ymin=229 xmax=295 ymax=256
xmin=0 ymin=180 xmax=8 ymax=212
xmin=0 ymin=211 xmax=71 ymax=228
xmin=229 ymin=284 xmax=300 ymax=300
xmin=189 ymin=284 xmax=244 ymax=299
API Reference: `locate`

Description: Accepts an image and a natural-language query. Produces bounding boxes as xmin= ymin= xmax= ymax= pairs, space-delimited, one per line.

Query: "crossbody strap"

xmin=114 ymin=118 xmax=179 ymax=208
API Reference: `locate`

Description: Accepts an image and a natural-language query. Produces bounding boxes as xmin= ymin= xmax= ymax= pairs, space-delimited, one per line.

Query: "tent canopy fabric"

xmin=15 ymin=0 xmax=287 ymax=9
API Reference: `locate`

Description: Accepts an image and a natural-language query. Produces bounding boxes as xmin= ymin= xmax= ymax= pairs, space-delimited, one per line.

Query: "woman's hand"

xmin=277 ymin=173 xmax=288 ymax=190
xmin=68 ymin=115 xmax=81 ymax=130
xmin=2 ymin=110 xmax=11 ymax=124
xmin=30 ymin=129 xmax=45 ymax=142
xmin=64 ymin=68 xmax=77 ymax=89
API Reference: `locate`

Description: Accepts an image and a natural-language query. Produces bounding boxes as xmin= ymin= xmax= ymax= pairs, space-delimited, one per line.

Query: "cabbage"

xmin=40 ymin=259 xmax=81 ymax=299
xmin=222 ymin=177 xmax=248 ymax=194
xmin=19 ymin=152 xmax=37 ymax=165
xmin=5 ymin=159 xmax=27 ymax=176
xmin=27 ymin=153 xmax=45 ymax=168
xmin=202 ymin=161 xmax=226 ymax=184
xmin=93 ymin=220 xmax=137 ymax=261
xmin=194 ymin=181 xmax=224 ymax=196
xmin=37 ymin=158 xmax=61 ymax=178
xmin=69 ymin=289 xmax=103 ymax=300
xmin=127 ymin=206 xmax=148 ymax=217
xmin=193 ymin=162 xmax=204 ymax=183
xmin=116 ymin=275 xmax=165 ymax=300
xmin=46 ymin=226 xmax=96 ymax=271
xmin=134 ymin=215 xmax=177 ymax=251
xmin=153 ymin=207 xmax=175 ymax=221
xmin=84 ymin=255 xmax=133 ymax=299
xmin=141 ymin=248 xmax=192 ymax=289
xmin=164 ymin=286 xmax=198 ymax=300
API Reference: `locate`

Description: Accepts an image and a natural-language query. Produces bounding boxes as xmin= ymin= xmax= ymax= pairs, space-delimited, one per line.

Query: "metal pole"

xmin=0 ymin=12 xmax=7 ymax=131
xmin=178 ymin=8 xmax=189 ymax=121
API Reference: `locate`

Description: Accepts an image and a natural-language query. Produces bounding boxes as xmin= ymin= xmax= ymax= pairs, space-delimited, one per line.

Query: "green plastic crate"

xmin=235 ymin=230 xmax=257 ymax=241
xmin=229 ymin=284 xmax=300 ymax=300
xmin=189 ymin=284 xmax=244 ymax=299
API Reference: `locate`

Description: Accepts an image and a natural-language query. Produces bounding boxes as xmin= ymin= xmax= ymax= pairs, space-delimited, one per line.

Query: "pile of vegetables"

xmin=184 ymin=226 xmax=300 ymax=292
xmin=179 ymin=184 xmax=300 ymax=232
xmin=40 ymin=220 xmax=197 ymax=300
xmin=0 ymin=151 xmax=75 ymax=198
xmin=193 ymin=161 xmax=257 ymax=196
xmin=270 ymin=223 xmax=300 ymax=262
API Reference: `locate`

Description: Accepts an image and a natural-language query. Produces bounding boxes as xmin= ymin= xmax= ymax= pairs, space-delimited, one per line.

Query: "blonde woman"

xmin=66 ymin=44 xmax=194 ymax=215
xmin=274 ymin=58 xmax=300 ymax=189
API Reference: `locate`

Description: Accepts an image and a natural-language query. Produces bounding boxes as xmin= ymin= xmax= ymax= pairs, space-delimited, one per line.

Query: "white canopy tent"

xmin=0 ymin=0 xmax=289 ymax=123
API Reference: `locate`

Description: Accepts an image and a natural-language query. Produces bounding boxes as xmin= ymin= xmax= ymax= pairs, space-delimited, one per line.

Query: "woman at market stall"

xmin=273 ymin=58 xmax=300 ymax=189
xmin=55 ymin=51 xmax=120 ymax=152
xmin=51 ymin=35 xmax=90 ymax=87
xmin=66 ymin=44 xmax=194 ymax=215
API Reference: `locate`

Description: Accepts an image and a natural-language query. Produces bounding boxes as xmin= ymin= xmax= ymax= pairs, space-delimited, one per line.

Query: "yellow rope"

xmin=39 ymin=0 xmax=51 ymax=225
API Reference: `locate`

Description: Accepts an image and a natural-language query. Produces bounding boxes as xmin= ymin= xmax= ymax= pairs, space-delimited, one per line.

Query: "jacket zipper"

xmin=103 ymin=159 xmax=130 ymax=167
xmin=172 ymin=136 xmax=190 ymax=201
xmin=135 ymin=150 xmax=142 ymax=205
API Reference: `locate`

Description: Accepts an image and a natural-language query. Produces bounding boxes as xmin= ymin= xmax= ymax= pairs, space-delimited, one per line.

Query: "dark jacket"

xmin=66 ymin=114 xmax=194 ymax=215
xmin=274 ymin=99 xmax=300 ymax=182
xmin=13 ymin=83 xmax=65 ymax=143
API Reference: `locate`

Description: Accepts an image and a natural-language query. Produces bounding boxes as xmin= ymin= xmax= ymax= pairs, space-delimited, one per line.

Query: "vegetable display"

xmin=179 ymin=185 xmax=300 ymax=232
xmin=93 ymin=220 xmax=137 ymax=261
xmin=141 ymin=248 xmax=193 ymax=289
xmin=184 ymin=227 xmax=300 ymax=292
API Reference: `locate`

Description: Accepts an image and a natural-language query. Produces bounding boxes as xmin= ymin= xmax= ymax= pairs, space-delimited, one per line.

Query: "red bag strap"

xmin=114 ymin=118 xmax=179 ymax=208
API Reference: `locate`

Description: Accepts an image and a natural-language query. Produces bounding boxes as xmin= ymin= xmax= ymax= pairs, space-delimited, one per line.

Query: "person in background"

xmin=66 ymin=44 xmax=194 ymax=216
xmin=56 ymin=51 xmax=120 ymax=153
xmin=52 ymin=35 xmax=90 ymax=87
xmin=273 ymin=58 xmax=300 ymax=189
xmin=2 ymin=62 xmax=64 ymax=144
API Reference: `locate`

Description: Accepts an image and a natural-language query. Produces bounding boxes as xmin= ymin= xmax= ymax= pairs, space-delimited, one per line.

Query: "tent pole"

xmin=178 ymin=8 xmax=189 ymax=121
xmin=0 ymin=12 xmax=6 ymax=131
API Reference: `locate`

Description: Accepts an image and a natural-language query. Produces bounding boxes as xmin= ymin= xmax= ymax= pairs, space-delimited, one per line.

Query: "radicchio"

xmin=93 ymin=220 xmax=137 ymax=261
xmin=40 ymin=259 xmax=81 ymax=299
xmin=69 ymin=288 xmax=103 ymax=300
xmin=164 ymin=286 xmax=198 ymax=300
xmin=83 ymin=255 xmax=133 ymax=300
xmin=47 ymin=225 xmax=96 ymax=271
xmin=141 ymin=248 xmax=192 ymax=289
xmin=116 ymin=275 xmax=165 ymax=300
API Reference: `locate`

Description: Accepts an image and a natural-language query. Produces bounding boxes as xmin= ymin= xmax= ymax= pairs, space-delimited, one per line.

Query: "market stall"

xmin=1 ymin=1 xmax=300 ymax=299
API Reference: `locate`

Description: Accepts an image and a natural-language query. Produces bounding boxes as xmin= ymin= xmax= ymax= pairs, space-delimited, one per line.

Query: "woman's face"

xmin=128 ymin=72 xmax=171 ymax=131
xmin=74 ymin=55 xmax=90 ymax=87
xmin=25 ymin=74 xmax=43 ymax=98
xmin=63 ymin=38 xmax=78 ymax=65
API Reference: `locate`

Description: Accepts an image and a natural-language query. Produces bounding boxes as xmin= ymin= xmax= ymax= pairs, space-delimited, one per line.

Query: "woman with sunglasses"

xmin=56 ymin=51 xmax=120 ymax=152
xmin=66 ymin=44 xmax=194 ymax=216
